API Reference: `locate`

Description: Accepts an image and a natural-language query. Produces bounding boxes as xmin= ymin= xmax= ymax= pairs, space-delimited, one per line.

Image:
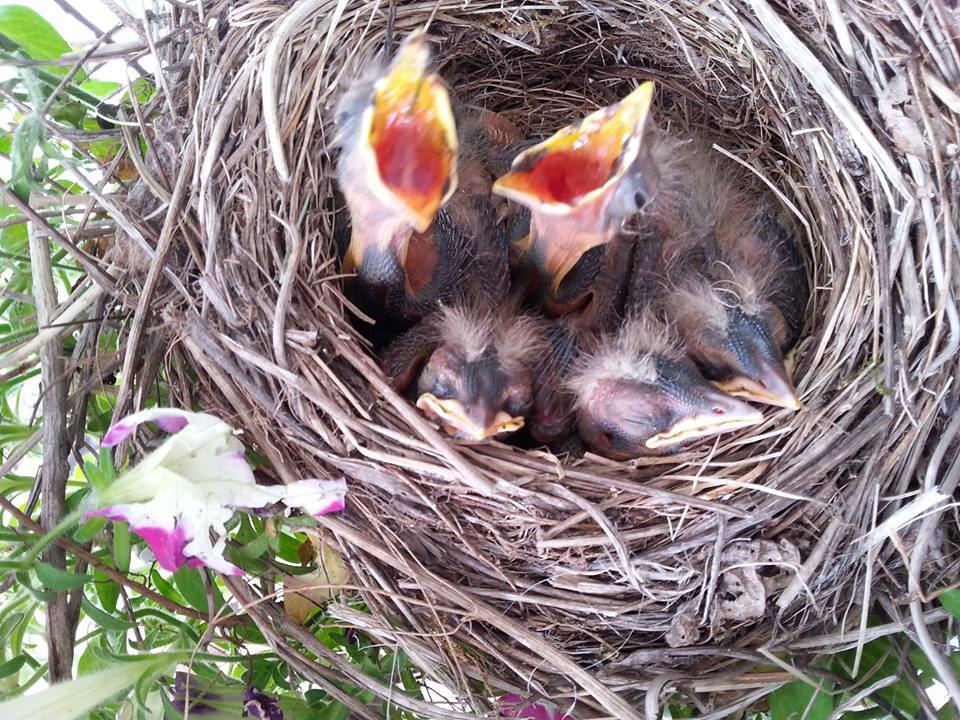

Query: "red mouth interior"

xmin=523 ymin=150 xmax=612 ymax=205
xmin=372 ymin=110 xmax=450 ymax=215
xmin=510 ymin=113 xmax=637 ymax=207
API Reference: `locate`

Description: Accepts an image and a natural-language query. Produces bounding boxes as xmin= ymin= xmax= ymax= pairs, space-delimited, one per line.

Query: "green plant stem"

xmin=15 ymin=506 xmax=85 ymax=566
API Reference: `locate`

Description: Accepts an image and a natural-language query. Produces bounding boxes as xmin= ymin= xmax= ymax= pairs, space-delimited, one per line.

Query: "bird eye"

xmin=432 ymin=379 xmax=456 ymax=398
xmin=634 ymin=190 xmax=648 ymax=209
xmin=504 ymin=394 xmax=527 ymax=417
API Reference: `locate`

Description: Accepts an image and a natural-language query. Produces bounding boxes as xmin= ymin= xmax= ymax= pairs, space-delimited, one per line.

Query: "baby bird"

xmin=334 ymin=30 xmax=461 ymax=325
xmin=525 ymin=235 xmax=640 ymax=445
xmin=382 ymin=302 xmax=545 ymax=441
xmin=492 ymin=82 xmax=659 ymax=316
xmin=568 ymin=315 xmax=764 ymax=459
xmin=377 ymin=178 xmax=543 ymax=442
xmin=335 ymin=31 xmax=532 ymax=345
xmin=527 ymin=318 xmax=581 ymax=445
xmin=638 ymin=142 xmax=808 ymax=410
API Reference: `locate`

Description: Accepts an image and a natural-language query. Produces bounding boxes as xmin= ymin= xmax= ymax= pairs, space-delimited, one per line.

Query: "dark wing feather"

xmin=380 ymin=320 xmax=440 ymax=394
xmin=757 ymin=214 xmax=809 ymax=346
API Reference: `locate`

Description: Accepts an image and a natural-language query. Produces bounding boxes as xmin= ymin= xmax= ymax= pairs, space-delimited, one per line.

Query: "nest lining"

xmin=103 ymin=0 xmax=960 ymax=717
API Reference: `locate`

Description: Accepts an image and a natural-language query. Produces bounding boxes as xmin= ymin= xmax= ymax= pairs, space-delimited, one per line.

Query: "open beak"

xmin=416 ymin=393 xmax=525 ymax=441
xmin=715 ymin=361 xmax=801 ymax=411
xmin=492 ymin=82 xmax=654 ymax=291
xmin=645 ymin=388 xmax=764 ymax=450
xmin=361 ymin=30 xmax=458 ymax=233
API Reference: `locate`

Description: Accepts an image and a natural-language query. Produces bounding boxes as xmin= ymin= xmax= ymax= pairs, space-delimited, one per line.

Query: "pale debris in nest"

xmin=878 ymin=72 xmax=925 ymax=158
xmin=711 ymin=539 xmax=801 ymax=628
xmin=665 ymin=610 xmax=700 ymax=648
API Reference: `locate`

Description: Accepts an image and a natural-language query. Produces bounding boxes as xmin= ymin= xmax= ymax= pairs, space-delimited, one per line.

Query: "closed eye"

xmin=432 ymin=382 xmax=457 ymax=398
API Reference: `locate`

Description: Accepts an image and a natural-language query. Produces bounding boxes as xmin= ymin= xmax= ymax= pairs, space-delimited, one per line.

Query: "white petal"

xmin=171 ymin=448 xmax=256 ymax=490
xmin=159 ymin=418 xmax=240 ymax=470
xmin=96 ymin=466 xmax=184 ymax=507
xmin=182 ymin=535 xmax=242 ymax=576
xmin=281 ymin=478 xmax=347 ymax=518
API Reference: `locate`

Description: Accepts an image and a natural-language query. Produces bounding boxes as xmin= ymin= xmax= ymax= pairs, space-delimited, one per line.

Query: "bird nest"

xmin=104 ymin=0 xmax=960 ymax=717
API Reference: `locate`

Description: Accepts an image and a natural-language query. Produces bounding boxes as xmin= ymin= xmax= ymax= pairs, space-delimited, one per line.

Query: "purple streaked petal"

xmin=155 ymin=415 xmax=189 ymax=433
xmin=101 ymin=421 xmax=137 ymax=448
xmin=316 ymin=496 xmax=345 ymax=516
xmin=101 ymin=408 xmax=196 ymax=447
xmin=134 ymin=525 xmax=189 ymax=572
xmin=85 ymin=505 xmax=130 ymax=522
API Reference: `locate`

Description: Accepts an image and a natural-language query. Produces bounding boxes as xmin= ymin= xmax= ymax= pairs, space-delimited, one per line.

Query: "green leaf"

xmin=0 ymin=222 xmax=28 ymax=256
xmin=80 ymin=597 xmax=134 ymax=633
xmin=277 ymin=531 xmax=305 ymax=563
xmin=15 ymin=570 xmax=54 ymax=601
xmin=34 ymin=561 xmax=91 ymax=591
xmin=277 ymin=697 xmax=320 ymax=720
xmin=98 ymin=446 xmax=116 ymax=484
xmin=0 ymin=612 xmax=25 ymax=645
xmin=83 ymin=459 xmax=109 ymax=493
xmin=0 ymin=653 xmax=177 ymax=720
xmin=834 ymin=637 xmax=921 ymax=718
xmin=149 ymin=569 xmax=186 ymax=606
xmin=76 ymin=639 xmax=111 ymax=677
xmin=113 ymin=521 xmax=130 ymax=573
xmin=129 ymin=76 xmax=155 ymax=106
xmin=172 ymin=567 xmax=211 ymax=614
xmin=0 ymin=419 xmax=35 ymax=444
xmin=0 ymin=6 xmax=74 ymax=76
xmin=92 ymin=568 xmax=119 ymax=613
xmin=50 ymin=99 xmax=86 ymax=128
xmin=939 ymin=589 xmax=960 ymax=620
xmin=73 ymin=516 xmax=107 ymax=543
xmin=770 ymin=679 xmax=833 ymax=720
xmin=79 ymin=79 xmax=120 ymax=99
xmin=907 ymin=643 xmax=942 ymax=688
xmin=8 ymin=114 xmax=43 ymax=200
xmin=225 ymin=544 xmax=268 ymax=575
xmin=325 ymin=702 xmax=354 ymax=720
xmin=239 ymin=532 xmax=270 ymax=559
xmin=0 ymin=655 xmax=26 ymax=679
xmin=249 ymin=658 xmax=276 ymax=691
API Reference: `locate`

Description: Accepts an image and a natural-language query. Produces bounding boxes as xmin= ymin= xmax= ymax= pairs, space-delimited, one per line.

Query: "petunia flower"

xmin=500 ymin=694 xmax=574 ymax=720
xmin=242 ymin=686 xmax=284 ymax=720
xmin=87 ymin=408 xmax=346 ymax=575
